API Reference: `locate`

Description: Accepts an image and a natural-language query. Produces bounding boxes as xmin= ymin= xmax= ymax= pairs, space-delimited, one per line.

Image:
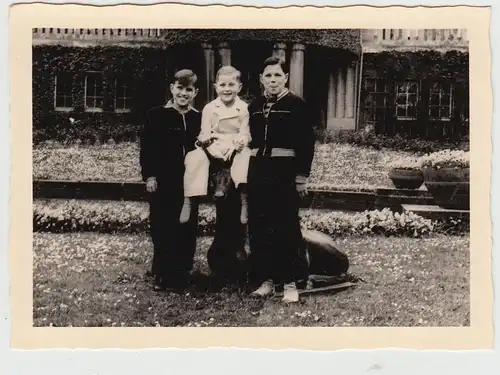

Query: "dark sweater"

xmin=247 ymin=91 xmax=316 ymax=179
xmin=139 ymin=104 xmax=201 ymax=183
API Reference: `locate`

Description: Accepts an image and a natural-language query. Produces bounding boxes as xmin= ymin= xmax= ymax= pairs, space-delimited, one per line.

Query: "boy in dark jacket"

xmin=139 ymin=69 xmax=201 ymax=291
xmin=247 ymin=56 xmax=316 ymax=303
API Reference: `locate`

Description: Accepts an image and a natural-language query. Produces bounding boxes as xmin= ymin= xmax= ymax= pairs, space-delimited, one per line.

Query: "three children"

xmin=140 ymin=58 xmax=313 ymax=304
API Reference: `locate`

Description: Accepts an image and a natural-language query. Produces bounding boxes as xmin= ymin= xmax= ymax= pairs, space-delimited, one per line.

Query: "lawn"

xmin=33 ymin=142 xmax=416 ymax=191
xmin=33 ymin=232 xmax=469 ymax=327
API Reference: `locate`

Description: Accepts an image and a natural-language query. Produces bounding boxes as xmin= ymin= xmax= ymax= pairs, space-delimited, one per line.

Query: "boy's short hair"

xmin=172 ymin=69 xmax=198 ymax=86
xmin=261 ymin=56 xmax=289 ymax=74
xmin=216 ymin=65 xmax=241 ymax=83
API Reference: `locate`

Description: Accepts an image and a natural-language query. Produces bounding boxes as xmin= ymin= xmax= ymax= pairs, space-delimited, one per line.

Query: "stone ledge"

xmin=33 ymin=179 xmax=436 ymax=212
xmin=402 ymin=204 xmax=470 ymax=221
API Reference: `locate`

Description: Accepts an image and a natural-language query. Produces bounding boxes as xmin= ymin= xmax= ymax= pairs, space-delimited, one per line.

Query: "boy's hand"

xmin=146 ymin=177 xmax=157 ymax=193
xmin=296 ymin=182 xmax=308 ymax=198
xmin=295 ymin=175 xmax=308 ymax=198
xmin=234 ymin=141 xmax=244 ymax=152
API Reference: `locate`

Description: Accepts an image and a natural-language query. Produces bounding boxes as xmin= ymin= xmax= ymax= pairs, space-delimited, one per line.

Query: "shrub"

xmin=314 ymin=128 xmax=469 ymax=154
xmin=33 ymin=199 xmax=468 ymax=237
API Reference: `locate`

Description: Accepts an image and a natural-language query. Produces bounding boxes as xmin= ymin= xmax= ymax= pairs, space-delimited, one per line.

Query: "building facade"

xmin=359 ymin=29 xmax=469 ymax=140
xmin=32 ymin=28 xmax=469 ymax=142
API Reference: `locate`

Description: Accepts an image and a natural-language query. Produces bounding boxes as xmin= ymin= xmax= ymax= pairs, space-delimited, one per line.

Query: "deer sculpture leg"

xmin=206 ymin=157 xmax=248 ymax=285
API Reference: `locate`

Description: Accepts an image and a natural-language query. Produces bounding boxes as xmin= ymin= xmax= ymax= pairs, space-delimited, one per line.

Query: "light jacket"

xmin=198 ymin=96 xmax=251 ymax=146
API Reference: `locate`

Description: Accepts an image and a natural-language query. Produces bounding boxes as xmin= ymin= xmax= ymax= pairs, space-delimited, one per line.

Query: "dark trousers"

xmin=247 ymin=155 xmax=308 ymax=285
xmin=149 ymin=178 xmax=198 ymax=285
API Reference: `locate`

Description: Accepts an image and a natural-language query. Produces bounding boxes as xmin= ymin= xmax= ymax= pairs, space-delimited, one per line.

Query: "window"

xmin=84 ymin=72 xmax=104 ymax=112
xmin=395 ymin=81 xmax=419 ymax=120
xmin=429 ymin=82 xmax=453 ymax=121
xmin=364 ymin=78 xmax=389 ymax=125
xmin=114 ymin=77 xmax=132 ymax=113
xmin=54 ymin=73 xmax=73 ymax=111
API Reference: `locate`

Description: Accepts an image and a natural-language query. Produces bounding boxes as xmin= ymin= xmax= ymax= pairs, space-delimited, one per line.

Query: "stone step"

xmin=32 ymin=179 xmax=436 ymax=213
xmin=402 ymin=204 xmax=470 ymax=221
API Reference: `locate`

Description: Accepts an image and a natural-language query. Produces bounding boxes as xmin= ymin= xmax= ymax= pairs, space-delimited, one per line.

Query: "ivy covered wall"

xmin=359 ymin=50 xmax=469 ymax=140
xmin=32 ymin=45 xmax=168 ymax=143
xmin=149 ymin=29 xmax=361 ymax=55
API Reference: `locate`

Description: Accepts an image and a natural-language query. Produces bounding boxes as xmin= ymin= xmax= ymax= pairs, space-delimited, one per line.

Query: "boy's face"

xmin=214 ymin=73 xmax=242 ymax=104
xmin=170 ymin=81 xmax=198 ymax=108
xmin=260 ymin=64 xmax=288 ymax=97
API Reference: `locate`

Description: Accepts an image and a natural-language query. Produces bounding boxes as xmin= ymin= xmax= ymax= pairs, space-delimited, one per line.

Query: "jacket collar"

xmin=213 ymin=96 xmax=244 ymax=109
xmin=263 ymin=88 xmax=290 ymax=102
xmin=164 ymin=99 xmax=199 ymax=114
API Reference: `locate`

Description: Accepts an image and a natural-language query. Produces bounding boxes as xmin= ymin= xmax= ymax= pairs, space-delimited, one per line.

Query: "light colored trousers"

xmin=184 ymin=144 xmax=251 ymax=197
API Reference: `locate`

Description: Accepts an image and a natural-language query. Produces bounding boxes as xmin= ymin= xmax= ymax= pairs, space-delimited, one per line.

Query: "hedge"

xmin=33 ymin=199 xmax=469 ymax=237
xmin=314 ymin=128 xmax=470 ymax=154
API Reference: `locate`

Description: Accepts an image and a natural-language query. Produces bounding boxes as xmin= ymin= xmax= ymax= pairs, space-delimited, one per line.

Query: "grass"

xmin=32 ymin=142 xmax=417 ymax=191
xmin=33 ymin=232 xmax=469 ymax=327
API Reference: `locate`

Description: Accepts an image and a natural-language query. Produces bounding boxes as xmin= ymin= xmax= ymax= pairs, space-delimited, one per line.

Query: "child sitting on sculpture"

xmin=180 ymin=65 xmax=252 ymax=225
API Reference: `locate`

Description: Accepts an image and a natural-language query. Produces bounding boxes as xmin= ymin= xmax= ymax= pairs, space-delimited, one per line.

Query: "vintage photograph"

xmin=32 ymin=27 xmax=470 ymax=328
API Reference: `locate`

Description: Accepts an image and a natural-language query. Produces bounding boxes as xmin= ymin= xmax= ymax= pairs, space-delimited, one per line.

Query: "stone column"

xmin=218 ymin=42 xmax=231 ymax=67
xmin=326 ymin=70 xmax=337 ymax=129
xmin=202 ymin=43 xmax=215 ymax=102
xmin=272 ymin=42 xmax=287 ymax=62
xmin=289 ymin=43 xmax=305 ymax=97
xmin=336 ymin=67 xmax=345 ymax=119
xmin=346 ymin=62 xmax=356 ymax=118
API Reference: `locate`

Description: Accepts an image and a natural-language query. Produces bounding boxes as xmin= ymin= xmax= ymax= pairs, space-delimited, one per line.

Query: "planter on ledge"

xmin=388 ymin=168 xmax=424 ymax=190
xmin=422 ymin=167 xmax=470 ymax=210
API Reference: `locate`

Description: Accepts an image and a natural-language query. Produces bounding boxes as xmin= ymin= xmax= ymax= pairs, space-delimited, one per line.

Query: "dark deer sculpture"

xmin=201 ymin=145 xmax=351 ymax=289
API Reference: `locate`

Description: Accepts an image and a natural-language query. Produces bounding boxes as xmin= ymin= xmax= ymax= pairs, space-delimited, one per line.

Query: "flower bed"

xmin=33 ymin=142 xmax=416 ymax=191
xmin=420 ymin=149 xmax=470 ymax=170
xmin=33 ymin=199 xmax=469 ymax=237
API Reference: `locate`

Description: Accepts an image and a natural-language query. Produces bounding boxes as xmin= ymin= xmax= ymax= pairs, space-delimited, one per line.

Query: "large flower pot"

xmin=422 ymin=167 xmax=470 ymax=210
xmin=388 ymin=168 xmax=424 ymax=190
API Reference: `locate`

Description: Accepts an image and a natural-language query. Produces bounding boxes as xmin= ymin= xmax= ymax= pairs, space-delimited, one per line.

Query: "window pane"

xmin=117 ymin=84 xmax=126 ymax=98
xmin=429 ymin=106 xmax=439 ymax=119
xmin=375 ymin=95 xmax=387 ymax=108
xmin=86 ymin=97 xmax=95 ymax=108
xmin=397 ymin=106 xmax=407 ymax=118
xmin=55 ymin=96 xmax=65 ymax=108
xmin=407 ymin=106 xmax=417 ymax=119
xmin=441 ymin=94 xmax=450 ymax=106
xmin=95 ymin=97 xmax=103 ymax=108
xmin=86 ymin=78 xmax=94 ymax=96
xmin=408 ymin=82 xmax=418 ymax=93
xmin=408 ymin=93 xmax=418 ymax=106
xmin=376 ymin=79 xmax=387 ymax=92
xmin=365 ymin=79 xmax=375 ymax=92
xmin=365 ymin=94 xmax=375 ymax=107
xmin=116 ymin=98 xmax=125 ymax=109
xmin=375 ymin=108 xmax=386 ymax=121
xmin=396 ymin=83 xmax=407 ymax=93
xmin=396 ymin=95 xmax=407 ymax=105
xmin=430 ymin=93 xmax=439 ymax=105
xmin=441 ymin=106 xmax=450 ymax=118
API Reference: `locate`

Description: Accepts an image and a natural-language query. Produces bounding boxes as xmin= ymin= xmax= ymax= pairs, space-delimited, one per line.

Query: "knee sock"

xmin=180 ymin=197 xmax=192 ymax=223
xmin=239 ymin=185 xmax=248 ymax=225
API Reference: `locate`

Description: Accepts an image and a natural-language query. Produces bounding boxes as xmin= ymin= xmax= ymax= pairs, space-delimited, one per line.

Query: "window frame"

xmin=113 ymin=76 xmax=132 ymax=113
xmin=364 ymin=78 xmax=390 ymax=125
xmin=395 ymin=80 xmax=419 ymax=121
xmin=84 ymin=71 xmax=105 ymax=113
xmin=428 ymin=82 xmax=453 ymax=121
xmin=53 ymin=73 xmax=74 ymax=112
